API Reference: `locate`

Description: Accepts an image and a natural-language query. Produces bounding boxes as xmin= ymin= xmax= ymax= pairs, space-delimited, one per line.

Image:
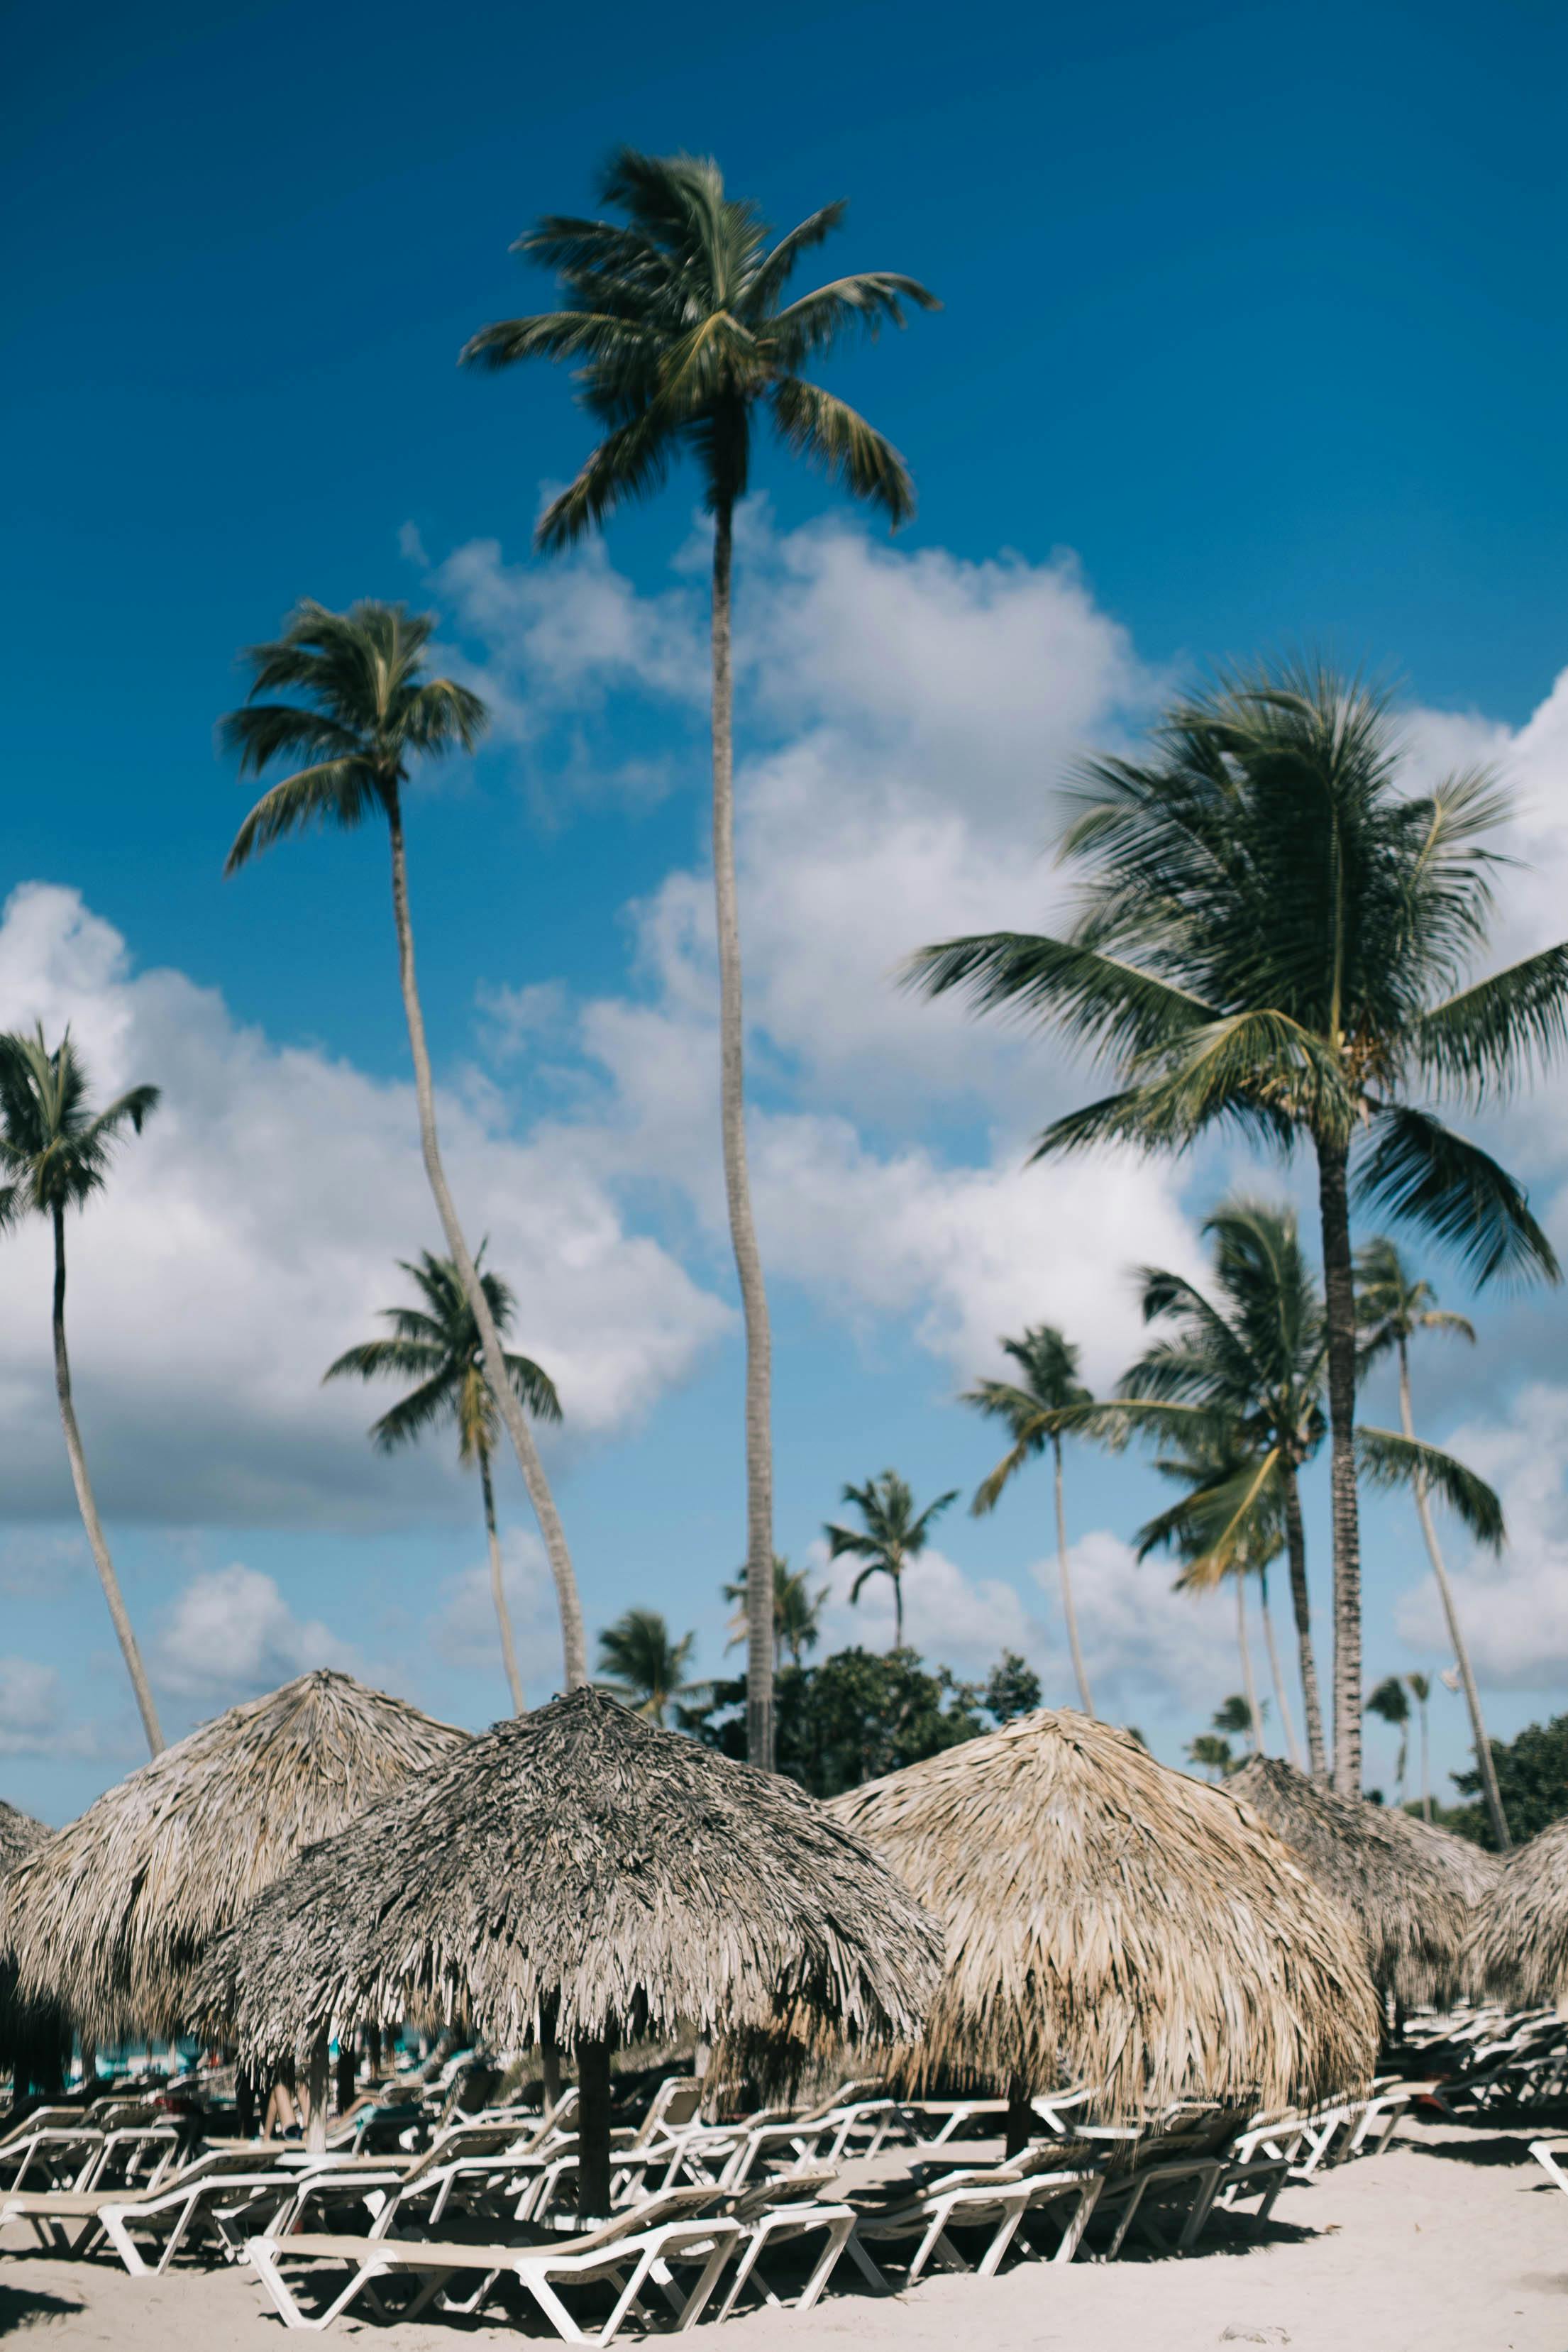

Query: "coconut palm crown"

xmin=0 ymin=1027 xmax=163 ymax=1755
xmin=825 ymin=1469 xmax=958 ymax=1651
xmin=909 ymin=663 xmax=1567 ymax=1791
xmin=325 ymin=1249 xmax=561 ymax=1714
xmin=221 ymin=598 xmax=588 ymax=1689
xmin=597 ymin=1608 xmax=707 ymax=1727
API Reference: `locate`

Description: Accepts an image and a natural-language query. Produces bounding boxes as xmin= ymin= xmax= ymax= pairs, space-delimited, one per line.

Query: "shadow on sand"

xmin=0 ymin=2280 xmax=85 ymax=2333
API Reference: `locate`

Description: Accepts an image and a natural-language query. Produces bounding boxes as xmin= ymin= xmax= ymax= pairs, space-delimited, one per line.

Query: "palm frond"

xmin=536 ymin=409 xmax=678 ymax=551
xmin=769 ymin=271 xmax=939 ymax=365
xmin=769 ymin=377 xmax=915 ymax=524
xmin=1354 ymin=1425 xmax=1505 ymax=1547
xmin=1415 ymin=942 xmax=1568 ymax=1098
xmin=1357 ymin=1104 xmax=1560 ymax=1286
xmin=223 ymin=760 xmax=383 ymax=874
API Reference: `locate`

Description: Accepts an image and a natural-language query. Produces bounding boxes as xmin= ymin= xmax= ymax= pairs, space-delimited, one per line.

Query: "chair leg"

xmin=845 ymin=2233 xmax=894 ymax=2292
xmin=977 ymin=2202 xmax=1029 ymax=2278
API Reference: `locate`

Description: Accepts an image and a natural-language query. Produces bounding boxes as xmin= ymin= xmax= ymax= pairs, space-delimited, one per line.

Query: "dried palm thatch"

xmin=1 ymin=1801 xmax=70 ymax=2093
xmin=1229 ymin=1756 xmax=1474 ymax=2006
xmin=1400 ymin=1811 xmax=1503 ymax=1907
xmin=194 ymin=1686 xmax=943 ymax=2075
xmin=815 ymin=1711 xmax=1379 ymax=2119
xmin=1467 ymin=1818 xmax=1568 ymax=2007
xmin=1 ymin=1672 xmax=466 ymax=2041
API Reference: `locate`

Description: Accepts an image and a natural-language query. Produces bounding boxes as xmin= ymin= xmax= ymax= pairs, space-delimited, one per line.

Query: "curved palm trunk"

xmin=386 ymin=795 xmax=587 ymax=1689
xmin=1281 ymin=1463 xmax=1327 ymax=1776
xmin=1234 ymin=1569 xmax=1263 ymax=1753
xmin=1052 ymin=1437 xmax=1095 ymax=1716
xmin=1397 ymin=1342 xmax=1509 ymax=1849
xmin=1315 ymin=1136 xmax=1363 ymax=1794
xmin=1257 ymin=1564 xmax=1303 ymax=1767
xmin=711 ymin=496 xmax=776 ymax=1767
xmin=50 ymin=1207 xmax=163 ymax=1756
xmin=1418 ymin=1694 xmax=1432 ymax=1823
xmin=891 ymin=1567 xmax=904 ymax=1651
xmin=479 ymin=1445 xmax=526 ymax=1715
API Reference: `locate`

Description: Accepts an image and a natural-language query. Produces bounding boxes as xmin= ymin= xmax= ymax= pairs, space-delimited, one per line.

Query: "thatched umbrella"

xmin=1 ymin=1800 xmax=70 ymax=2098
xmin=825 ymin=1711 xmax=1379 ymax=2136
xmin=1467 ymin=1818 xmax=1568 ymax=2008
xmin=195 ymin=1686 xmax=944 ymax=2204
xmin=1401 ymin=1810 xmax=1503 ymax=1907
xmin=0 ymin=1671 xmax=466 ymax=2053
xmin=1229 ymin=1755 xmax=1476 ymax=2006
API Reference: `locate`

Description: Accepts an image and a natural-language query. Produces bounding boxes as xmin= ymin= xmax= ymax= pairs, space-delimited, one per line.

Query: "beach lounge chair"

xmin=1530 ymin=2140 xmax=1568 ymax=2200
xmin=243 ymin=2183 xmax=741 ymax=2338
xmin=0 ymin=2146 xmax=331 ymax=2268
xmin=710 ymin=2167 xmax=855 ymax=2321
xmin=844 ymin=2167 xmax=1042 ymax=2288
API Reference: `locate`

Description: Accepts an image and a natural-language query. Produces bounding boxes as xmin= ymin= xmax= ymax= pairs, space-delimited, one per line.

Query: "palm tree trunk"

xmin=1257 ymin=1564 xmax=1303 ymax=1767
xmin=1235 ymin=1569 xmax=1263 ymax=1752
xmin=1281 ymin=1463 xmax=1327 ymax=1777
xmin=892 ymin=1569 xmax=904 ymax=1650
xmin=710 ymin=494 xmax=775 ymax=1769
xmin=1315 ymin=1134 xmax=1363 ymax=1794
xmin=480 ymin=1446 xmax=526 ymax=1715
xmin=385 ymin=791 xmax=587 ymax=1690
xmin=1052 ymin=1437 xmax=1095 ymax=1716
xmin=1397 ymin=1343 xmax=1509 ymax=1849
xmin=1418 ymin=1694 xmax=1432 ymax=1822
xmin=50 ymin=1206 xmax=163 ymax=1756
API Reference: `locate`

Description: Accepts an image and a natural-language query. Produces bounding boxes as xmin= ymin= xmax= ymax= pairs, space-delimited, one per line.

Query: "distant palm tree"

xmin=1186 ymin=1730 xmax=1235 ymax=1782
xmin=324 ymin=1249 xmax=561 ymax=1713
xmin=824 ymin=1471 xmax=957 ymax=1650
xmin=1138 ymin=1424 xmax=1285 ymax=1765
xmin=964 ymin=1326 xmax=1096 ymax=1715
xmin=722 ymin=1557 xmax=826 ymax=1668
xmin=0 ymin=1028 xmax=163 ymax=1754
xmin=910 ymin=663 xmax=1568 ymax=1792
xmin=1366 ymin=1673 xmax=1411 ymax=1804
xmin=597 ymin=1608 xmax=705 ymax=1726
xmin=1407 ymin=1670 xmax=1434 ymax=1822
xmin=465 ymin=150 xmax=937 ymax=1767
xmin=1357 ymin=1235 xmax=1510 ymax=1848
xmin=221 ymin=599 xmax=587 ymax=1689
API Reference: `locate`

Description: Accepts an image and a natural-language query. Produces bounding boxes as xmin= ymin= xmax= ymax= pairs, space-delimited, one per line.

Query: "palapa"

xmin=1 ymin=1670 xmax=465 ymax=2043
xmin=1229 ymin=1755 xmax=1476 ymax=2006
xmin=195 ymin=1686 xmax=944 ymax=2209
xmin=1467 ymin=1817 xmax=1568 ymax=2007
xmin=821 ymin=1711 xmax=1379 ymax=2122
xmin=1 ymin=1800 xmax=70 ymax=2094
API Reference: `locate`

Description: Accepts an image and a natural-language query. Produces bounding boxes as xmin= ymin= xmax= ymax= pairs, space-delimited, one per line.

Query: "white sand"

xmin=0 ymin=2121 xmax=1562 ymax=2350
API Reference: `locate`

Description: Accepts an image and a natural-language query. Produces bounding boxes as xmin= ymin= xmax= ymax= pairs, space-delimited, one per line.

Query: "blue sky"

xmin=4 ymin=0 xmax=1568 ymax=1820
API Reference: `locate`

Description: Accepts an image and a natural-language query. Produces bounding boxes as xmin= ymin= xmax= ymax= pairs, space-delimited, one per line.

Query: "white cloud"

xmin=1394 ymin=1381 xmax=1568 ymax=1688
xmin=0 ymin=884 xmax=729 ymax=1526
xmin=0 ymin=1657 xmax=97 ymax=1759
xmin=427 ymin=1528 xmax=558 ymax=1699
xmin=154 ymin=1564 xmax=362 ymax=1702
xmin=815 ymin=1540 xmax=1039 ymax=1672
xmin=1049 ymin=1530 xmax=1240 ymax=1716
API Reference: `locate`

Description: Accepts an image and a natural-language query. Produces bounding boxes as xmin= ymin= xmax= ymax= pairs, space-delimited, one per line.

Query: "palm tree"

xmin=910 ymin=663 xmax=1567 ymax=1791
xmin=221 ymin=599 xmax=587 ymax=1690
xmin=324 ymin=1249 xmax=561 ymax=1713
xmin=722 ymin=1556 xmax=826 ymax=1667
xmin=1186 ymin=1729 xmax=1235 ymax=1781
xmin=824 ymin=1470 xmax=957 ymax=1650
xmin=464 ymin=151 xmax=937 ymax=1767
xmin=597 ymin=1608 xmax=705 ymax=1725
xmin=0 ymin=1028 xmax=163 ymax=1754
xmin=1407 ymin=1669 xmax=1434 ymax=1821
xmin=1357 ymin=1235 xmax=1510 ymax=1847
xmin=1366 ymin=1673 xmax=1411 ymax=1804
xmin=964 ymin=1327 xmax=1096 ymax=1714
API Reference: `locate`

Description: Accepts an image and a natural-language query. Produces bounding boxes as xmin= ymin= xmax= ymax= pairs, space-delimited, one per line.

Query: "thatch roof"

xmin=194 ymin=1686 xmax=944 ymax=2070
xmin=1467 ymin=1817 xmax=1568 ymax=2007
xmin=821 ymin=1711 xmax=1379 ymax=2117
xmin=0 ymin=1801 xmax=47 ymax=1880
xmin=1228 ymin=1756 xmax=1476 ymax=2006
xmin=1 ymin=1672 xmax=466 ymax=2041
xmin=1400 ymin=1811 xmax=1503 ymax=1907
xmin=1 ymin=1800 xmax=68 ymax=2089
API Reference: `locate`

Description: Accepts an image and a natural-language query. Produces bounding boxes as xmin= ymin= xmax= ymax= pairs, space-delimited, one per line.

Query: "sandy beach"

xmin=0 ymin=2119 xmax=1561 ymax=2352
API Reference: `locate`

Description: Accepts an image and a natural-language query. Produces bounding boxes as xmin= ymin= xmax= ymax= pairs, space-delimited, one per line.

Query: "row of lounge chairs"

xmin=0 ymin=2059 xmax=1421 ymax=2341
xmin=1396 ymin=2004 xmax=1568 ymax=2114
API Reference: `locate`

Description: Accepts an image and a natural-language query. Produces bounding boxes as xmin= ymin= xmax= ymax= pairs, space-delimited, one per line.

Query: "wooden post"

xmin=1004 ymin=2073 xmax=1034 ymax=2160
xmin=235 ymin=2063 xmax=256 ymax=2139
xmin=336 ymin=2034 xmax=357 ymax=2116
xmin=575 ymin=2036 xmax=612 ymax=2220
xmin=305 ymin=2032 xmax=330 ymax=2157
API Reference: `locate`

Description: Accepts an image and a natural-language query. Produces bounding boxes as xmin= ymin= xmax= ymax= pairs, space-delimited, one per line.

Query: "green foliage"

xmin=824 ymin=1469 xmax=958 ymax=1641
xmin=220 ymin=600 xmax=487 ymax=872
xmin=0 ymin=1028 xmax=158 ymax=1220
xmin=1211 ymin=1693 xmax=1256 ymax=1737
xmin=1450 ymin=1713 xmax=1568 ymax=1846
xmin=324 ymin=1247 xmax=559 ymax=1465
xmin=1186 ymin=1731 xmax=1235 ymax=1779
xmin=462 ymin=148 xmax=939 ymax=541
xmin=597 ymin=1607 xmax=706 ymax=1727
xmin=680 ymin=1643 xmax=1029 ymax=1798
xmin=964 ymin=1325 xmax=1092 ymax=1515
xmin=908 ymin=663 xmax=1565 ymax=1288
xmin=721 ymin=1556 xmax=827 ymax=1667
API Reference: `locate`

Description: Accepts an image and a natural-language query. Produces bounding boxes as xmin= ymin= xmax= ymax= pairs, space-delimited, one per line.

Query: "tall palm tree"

xmin=1366 ymin=1673 xmax=1410 ymax=1804
xmin=221 ymin=598 xmax=587 ymax=1690
xmin=0 ymin=1029 xmax=163 ymax=1755
xmin=597 ymin=1608 xmax=705 ymax=1726
xmin=964 ymin=1326 xmax=1096 ymax=1715
xmin=824 ymin=1470 xmax=956 ymax=1650
xmin=324 ymin=1249 xmax=561 ymax=1713
xmin=1407 ymin=1669 xmax=1434 ymax=1821
xmin=464 ymin=150 xmax=937 ymax=1767
xmin=910 ymin=663 xmax=1567 ymax=1791
xmin=1357 ymin=1235 xmax=1510 ymax=1847
xmin=722 ymin=1556 xmax=826 ymax=1668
